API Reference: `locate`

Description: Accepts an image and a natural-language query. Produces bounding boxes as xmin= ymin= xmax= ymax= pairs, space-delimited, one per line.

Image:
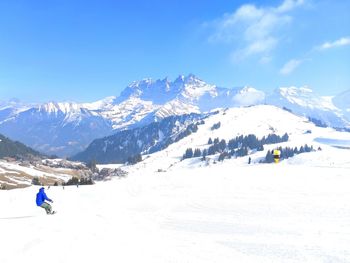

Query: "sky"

xmin=0 ymin=0 xmax=349 ymax=103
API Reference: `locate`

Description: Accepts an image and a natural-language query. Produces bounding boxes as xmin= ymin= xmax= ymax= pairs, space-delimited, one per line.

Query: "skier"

xmin=36 ymin=187 xmax=55 ymax=214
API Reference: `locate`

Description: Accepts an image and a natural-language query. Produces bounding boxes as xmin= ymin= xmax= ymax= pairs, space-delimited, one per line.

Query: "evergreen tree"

xmin=228 ymin=139 xmax=238 ymax=150
xmin=257 ymin=144 xmax=264 ymax=151
xmin=294 ymin=147 xmax=298 ymax=154
xmin=79 ymin=177 xmax=94 ymax=185
xmin=193 ymin=148 xmax=202 ymax=157
xmin=211 ymin=122 xmax=221 ymax=130
xmin=218 ymin=139 xmax=227 ymax=152
xmin=127 ymin=153 xmax=142 ymax=164
xmin=208 ymin=138 xmax=213 ymax=144
xmin=66 ymin=177 xmax=79 ymax=185
xmin=218 ymin=152 xmax=229 ymax=161
xmin=32 ymin=177 xmax=40 ymax=186
xmin=201 ymin=149 xmax=207 ymax=161
xmin=183 ymin=148 xmax=194 ymax=159
xmin=282 ymin=133 xmax=289 ymax=142
xmin=236 ymin=147 xmax=248 ymax=157
xmin=265 ymin=150 xmax=274 ymax=163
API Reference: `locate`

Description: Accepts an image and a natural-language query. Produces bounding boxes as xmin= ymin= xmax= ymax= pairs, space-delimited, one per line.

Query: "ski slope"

xmin=123 ymin=105 xmax=350 ymax=173
xmin=1 ymin=157 xmax=350 ymax=263
xmin=1 ymin=105 xmax=350 ymax=262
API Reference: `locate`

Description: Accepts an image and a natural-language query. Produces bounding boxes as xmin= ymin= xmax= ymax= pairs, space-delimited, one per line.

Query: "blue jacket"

xmin=36 ymin=188 xmax=52 ymax=206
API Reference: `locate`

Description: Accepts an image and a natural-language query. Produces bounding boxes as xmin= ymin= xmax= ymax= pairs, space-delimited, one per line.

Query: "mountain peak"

xmin=39 ymin=101 xmax=81 ymax=115
xmin=116 ymin=74 xmax=211 ymax=105
xmin=277 ymin=86 xmax=313 ymax=97
xmin=174 ymin=74 xmax=202 ymax=84
xmin=175 ymin=75 xmax=185 ymax=83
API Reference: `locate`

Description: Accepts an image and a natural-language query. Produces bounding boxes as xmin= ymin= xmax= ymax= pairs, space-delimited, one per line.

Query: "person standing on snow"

xmin=36 ymin=187 xmax=54 ymax=214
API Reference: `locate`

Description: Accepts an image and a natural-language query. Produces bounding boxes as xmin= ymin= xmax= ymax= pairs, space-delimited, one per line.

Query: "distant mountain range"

xmin=0 ymin=74 xmax=349 ymax=157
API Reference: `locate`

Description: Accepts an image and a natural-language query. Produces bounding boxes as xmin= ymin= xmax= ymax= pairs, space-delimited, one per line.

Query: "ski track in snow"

xmin=1 ymin=163 xmax=350 ymax=263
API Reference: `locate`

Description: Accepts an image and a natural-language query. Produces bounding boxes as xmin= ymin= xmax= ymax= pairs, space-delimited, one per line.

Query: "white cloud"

xmin=276 ymin=0 xmax=305 ymax=13
xmin=259 ymin=56 xmax=272 ymax=64
xmin=280 ymin=59 xmax=302 ymax=75
xmin=232 ymin=87 xmax=266 ymax=106
xmin=207 ymin=0 xmax=305 ymax=61
xmin=232 ymin=37 xmax=278 ymax=61
xmin=317 ymin=37 xmax=350 ymax=50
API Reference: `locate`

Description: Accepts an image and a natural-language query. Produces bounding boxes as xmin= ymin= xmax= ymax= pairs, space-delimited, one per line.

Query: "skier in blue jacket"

xmin=36 ymin=187 xmax=54 ymax=214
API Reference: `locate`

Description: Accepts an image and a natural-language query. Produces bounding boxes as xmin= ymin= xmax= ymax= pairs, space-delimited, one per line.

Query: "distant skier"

xmin=36 ymin=187 xmax=55 ymax=215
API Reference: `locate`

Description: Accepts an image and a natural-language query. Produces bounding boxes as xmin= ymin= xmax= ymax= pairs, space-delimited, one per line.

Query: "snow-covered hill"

xmin=117 ymin=104 xmax=350 ymax=173
xmin=2 ymin=103 xmax=350 ymax=262
xmin=266 ymin=86 xmax=349 ymax=128
xmin=333 ymin=89 xmax=350 ymax=119
xmin=1 ymin=146 xmax=350 ymax=262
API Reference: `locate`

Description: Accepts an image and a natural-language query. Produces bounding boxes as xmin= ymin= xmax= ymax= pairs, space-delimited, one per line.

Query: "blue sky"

xmin=0 ymin=0 xmax=349 ymax=103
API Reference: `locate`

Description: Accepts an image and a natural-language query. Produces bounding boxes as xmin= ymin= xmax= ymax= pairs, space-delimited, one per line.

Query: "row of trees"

xmin=32 ymin=176 xmax=94 ymax=186
xmin=183 ymin=133 xmax=289 ymax=160
xmin=64 ymin=176 xmax=94 ymax=185
xmin=263 ymin=145 xmax=315 ymax=163
xmin=183 ymin=148 xmax=202 ymax=159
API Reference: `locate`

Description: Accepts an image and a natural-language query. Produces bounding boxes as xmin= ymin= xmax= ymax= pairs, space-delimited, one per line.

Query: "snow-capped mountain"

xmin=0 ymin=98 xmax=34 ymax=122
xmin=266 ymin=86 xmax=349 ymax=128
xmin=333 ymin=89 xmax=350 ymax=118
xmin=103 ymin=74 xmax=265 ymax=128
xmin=0 ymin=102 xmax=114 ymax=157
xmin=0 ymin=75 xmax=349 ymax=158
xmin=0 ymin=75 xmax=264 ymax=157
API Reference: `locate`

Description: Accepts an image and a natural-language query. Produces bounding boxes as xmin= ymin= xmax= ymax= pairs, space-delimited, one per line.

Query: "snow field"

xmin=1 ymin=161 xmax=350 ymax=263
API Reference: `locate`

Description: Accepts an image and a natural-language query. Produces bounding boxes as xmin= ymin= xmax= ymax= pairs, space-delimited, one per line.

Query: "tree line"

xmin=263 ymin=145 xmax=315 ymax=163
xmin=182 ymin=133 xmax=289 ymax=160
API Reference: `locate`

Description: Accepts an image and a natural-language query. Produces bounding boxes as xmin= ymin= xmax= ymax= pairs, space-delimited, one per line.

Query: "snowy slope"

xmin=266 ymin=87 xmax=349 ymax=128
xmin=333 ymin=89 xmax=350 ymax=118
xmin=1 ymin=152 xmax=350 ymax=262
xmin=122 ymin=104 xmax=350 ymax=173
xmin=1 ymin=104 xmax=350 ymax=262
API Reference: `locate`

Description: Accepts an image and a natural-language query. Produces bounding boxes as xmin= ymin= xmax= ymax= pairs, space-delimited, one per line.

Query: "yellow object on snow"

xmin=273 ymin=149 xmax=281 ymax=163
